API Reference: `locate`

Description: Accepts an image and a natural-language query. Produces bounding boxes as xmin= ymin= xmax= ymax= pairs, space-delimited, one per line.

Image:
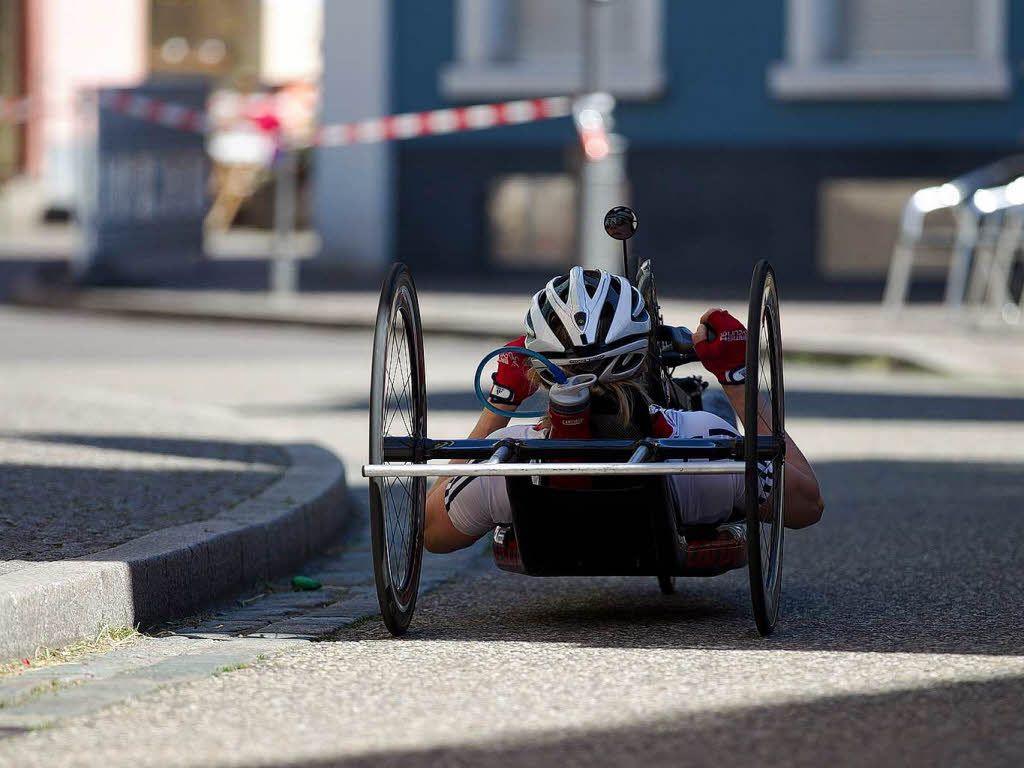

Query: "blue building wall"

xmin=390 ymin=0 xmax=1024 ymax=295
xmin=395 ymin=0 xmax=1024 ymax=146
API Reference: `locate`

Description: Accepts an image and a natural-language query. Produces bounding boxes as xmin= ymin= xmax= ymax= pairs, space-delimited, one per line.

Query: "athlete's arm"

xmin=424 ymin=404 xmax=514 ymax=553
xmin=719 ymin=384 xmax=823 ymax=528
xmin=694 ymin=311 xmax=824 ymax=529
xmin=424 ymin=337 xmax=536 ymax=553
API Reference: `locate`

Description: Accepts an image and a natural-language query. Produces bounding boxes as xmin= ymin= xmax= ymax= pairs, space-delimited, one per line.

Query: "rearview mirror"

xmin=603 ymin=206 xmax=637 ymax=241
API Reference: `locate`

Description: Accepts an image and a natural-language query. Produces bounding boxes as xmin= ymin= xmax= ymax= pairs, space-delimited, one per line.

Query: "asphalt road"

xmin=0 ymin=306 xmax=1022 ymax=767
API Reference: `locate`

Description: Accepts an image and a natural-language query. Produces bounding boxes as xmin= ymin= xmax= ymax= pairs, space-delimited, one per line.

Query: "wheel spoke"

xmin=384 ymin=360 xmax=411 ymax=437
xmin=383 ymin=475 xmax=413 ymax=589
xmin=386 ymin=320 xmax=413 ymax=438
xmin=383 ymin=324 xmax=403 ymax=435
xmin=383 ymin=311 xmax=414 ymax=440
xmin=380 ymin=300 xmax=419 ymax=593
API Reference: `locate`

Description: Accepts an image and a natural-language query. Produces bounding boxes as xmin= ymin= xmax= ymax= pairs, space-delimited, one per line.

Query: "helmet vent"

xmin=574 ymin=311 xmax=587 ymax=328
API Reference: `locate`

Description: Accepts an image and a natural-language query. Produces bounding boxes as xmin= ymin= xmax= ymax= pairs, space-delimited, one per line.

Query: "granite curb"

xmin=0 ymin=442 xmax=348 ymax=662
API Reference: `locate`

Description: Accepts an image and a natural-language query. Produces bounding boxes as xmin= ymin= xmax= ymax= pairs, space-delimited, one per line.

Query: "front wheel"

xmin=369 ymin=263 xmax=427 ymax=636
xmin=744 ymin=260 xmax=785 ymax=637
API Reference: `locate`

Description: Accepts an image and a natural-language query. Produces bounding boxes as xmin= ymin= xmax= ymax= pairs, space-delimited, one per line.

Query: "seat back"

xmin=505 ymin=475 xmax=683 ymax=576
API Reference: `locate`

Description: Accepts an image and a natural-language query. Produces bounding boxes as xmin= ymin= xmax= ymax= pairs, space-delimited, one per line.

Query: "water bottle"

xmin=547 ymin=374 xmax=596 ymax=488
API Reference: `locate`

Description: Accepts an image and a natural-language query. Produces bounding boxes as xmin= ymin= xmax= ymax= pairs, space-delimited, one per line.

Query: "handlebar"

xmin=657 ymin=324 xmax=700 ymax=367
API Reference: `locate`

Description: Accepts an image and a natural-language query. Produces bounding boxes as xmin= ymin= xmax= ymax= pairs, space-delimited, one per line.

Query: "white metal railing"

xmin=965 ymin=177 xmax=1024 ymax=324
xmin=883 ymin=156 xmax=1024 ymax=316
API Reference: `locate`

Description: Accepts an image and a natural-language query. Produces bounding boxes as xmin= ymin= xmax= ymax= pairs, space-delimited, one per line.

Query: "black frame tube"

xmin=382 ymin=435 xmax=783 ymax=463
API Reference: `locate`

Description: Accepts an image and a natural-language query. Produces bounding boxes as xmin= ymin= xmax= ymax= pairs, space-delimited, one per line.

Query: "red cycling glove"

xmin=489 ymin=336 xmax=539 ymax=406
xmin=695 ymin=310 xmax=747 ymax=385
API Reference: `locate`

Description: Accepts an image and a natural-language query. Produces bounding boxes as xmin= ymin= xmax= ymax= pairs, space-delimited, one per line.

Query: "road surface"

xmin=0 ymin=306 xmax=1021 ymax=767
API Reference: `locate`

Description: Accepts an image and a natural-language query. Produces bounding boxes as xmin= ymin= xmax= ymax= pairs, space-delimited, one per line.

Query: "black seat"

xmin=504 ymin=476 xmax=684 ymax=577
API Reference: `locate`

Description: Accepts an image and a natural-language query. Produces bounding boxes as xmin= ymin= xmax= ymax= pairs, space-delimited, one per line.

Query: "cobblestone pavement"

xmin=0 ymin=309 xmax=1022 ymax=766
xmin=0 ymin=493 xmax=489 ymax=730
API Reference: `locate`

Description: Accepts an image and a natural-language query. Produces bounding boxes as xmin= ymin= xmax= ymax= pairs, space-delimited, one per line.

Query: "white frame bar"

xmin=363 ymin=461 xmax=746 ymax=478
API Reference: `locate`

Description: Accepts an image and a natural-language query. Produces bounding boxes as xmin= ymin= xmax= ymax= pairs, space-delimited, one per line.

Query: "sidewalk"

xmin=13 ymin=281 xmax=1024 ymax=383
xmin=0 ymin=381 xmax=347 ymax=662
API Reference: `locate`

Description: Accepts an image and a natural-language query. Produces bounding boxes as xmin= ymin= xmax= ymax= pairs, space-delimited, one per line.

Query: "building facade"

xmin=317 ymin=0 xmax=1024 ymax=295
xmin=6 ymin=0 xmax=319 ymax=216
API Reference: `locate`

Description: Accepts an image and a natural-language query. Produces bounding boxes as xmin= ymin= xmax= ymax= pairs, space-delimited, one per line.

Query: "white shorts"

xmin=444 ymin=410 xmax=752 ymax=539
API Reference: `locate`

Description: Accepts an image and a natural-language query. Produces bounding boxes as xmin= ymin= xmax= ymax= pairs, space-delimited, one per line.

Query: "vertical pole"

xmin=583 ymin=0 xmax=604 ymax=94
xmin=577 ymin=0 xmax=624 ymax=273
xmin=315 ymin=0 xmax=391 ymax=269
xmin=72 ymin=89 xmax=98 ymax=279
xmin=271 ymin=147 xmax=298 ymax=297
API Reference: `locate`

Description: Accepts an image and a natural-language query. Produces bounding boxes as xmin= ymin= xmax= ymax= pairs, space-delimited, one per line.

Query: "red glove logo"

xmin=694 ymin=310 xmax=747 ymax=385
xmin=489 ymin=336 xmax=539 ymax=406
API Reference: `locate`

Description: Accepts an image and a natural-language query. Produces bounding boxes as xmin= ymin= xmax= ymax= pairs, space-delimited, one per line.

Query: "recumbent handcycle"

xmin=362 ymin=206 xmax=786 ymax=637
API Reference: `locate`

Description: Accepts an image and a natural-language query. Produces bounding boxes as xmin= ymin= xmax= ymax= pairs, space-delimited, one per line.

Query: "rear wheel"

xmin=744 ymin=261 xmax=785 ymax=636
xmin=369 ymin=263 xmax=427 ymax=636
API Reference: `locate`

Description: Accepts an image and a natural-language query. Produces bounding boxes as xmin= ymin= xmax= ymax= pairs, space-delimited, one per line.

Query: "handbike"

xmin=363 ymin=207 xmax=786 ymax=637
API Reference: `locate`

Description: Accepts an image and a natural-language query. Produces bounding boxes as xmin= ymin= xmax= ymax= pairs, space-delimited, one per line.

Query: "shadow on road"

xmin=260 ymin=675 xmax=1024 ymax=767
xmin=242 ymin=386 xmax=1024 ymax=422
xmin=328 ymin=459 xmax=1024 ymax=659
xmin=2 ymin=433 xmax=289 ymax=465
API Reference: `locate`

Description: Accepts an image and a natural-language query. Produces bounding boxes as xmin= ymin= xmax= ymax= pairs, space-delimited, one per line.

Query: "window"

xmin=442 ymin=0 xmax=665 ymax=100
xmin=489 ymin=174 xmax=576 ymax=268
xmin=769 ymin=0 xmax=1009 ymax=99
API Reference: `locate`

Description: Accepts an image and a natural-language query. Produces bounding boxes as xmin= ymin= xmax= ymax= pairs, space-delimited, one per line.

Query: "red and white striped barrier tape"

xmin=96 ymin=90 xmax=572 ymax=147
xmin=314 ymin=96 xmax=571 ymax=147
xmin=209 ymin=88 xmax=317 ymax=133
xmin=0 ymin=97 xmax=32 ymax=125
xmin=98 ymin=90 xmax=211 ymax=134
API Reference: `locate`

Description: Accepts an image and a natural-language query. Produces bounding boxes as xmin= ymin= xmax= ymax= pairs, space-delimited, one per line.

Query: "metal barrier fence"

xmin=883 ymin=156 xmax=1024 ymax=326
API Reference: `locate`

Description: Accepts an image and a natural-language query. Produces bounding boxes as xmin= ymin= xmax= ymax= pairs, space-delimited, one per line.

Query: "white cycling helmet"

xmin=525 ymin=266 xmax=651 ymax=384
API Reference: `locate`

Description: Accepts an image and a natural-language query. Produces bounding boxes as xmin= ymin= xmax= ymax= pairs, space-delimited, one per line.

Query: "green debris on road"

xmin=213 ymin=662 xmax=248 ymax=676
xmin=291 ymin=576 xmax=322 ymax=591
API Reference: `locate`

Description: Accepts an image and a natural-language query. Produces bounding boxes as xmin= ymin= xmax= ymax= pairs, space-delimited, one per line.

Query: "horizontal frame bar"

xmin=382 ymin=436 xmax=783 ymax=463
xmin=363 ymin=461 xmax=747 ymax=478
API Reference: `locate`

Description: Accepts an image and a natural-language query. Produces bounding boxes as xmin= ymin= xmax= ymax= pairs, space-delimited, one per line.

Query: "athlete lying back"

xmin=425 ymin=267 xmax=824 ymax=554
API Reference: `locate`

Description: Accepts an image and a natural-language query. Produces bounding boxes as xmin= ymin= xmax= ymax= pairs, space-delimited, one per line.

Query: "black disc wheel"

xmin=369 ymin=263 xmax=427 ymax=636
xmin=657 ymin=573 xmax=676 ymax=595
xmin=744 ymin=260 xmax=786 ymax=636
